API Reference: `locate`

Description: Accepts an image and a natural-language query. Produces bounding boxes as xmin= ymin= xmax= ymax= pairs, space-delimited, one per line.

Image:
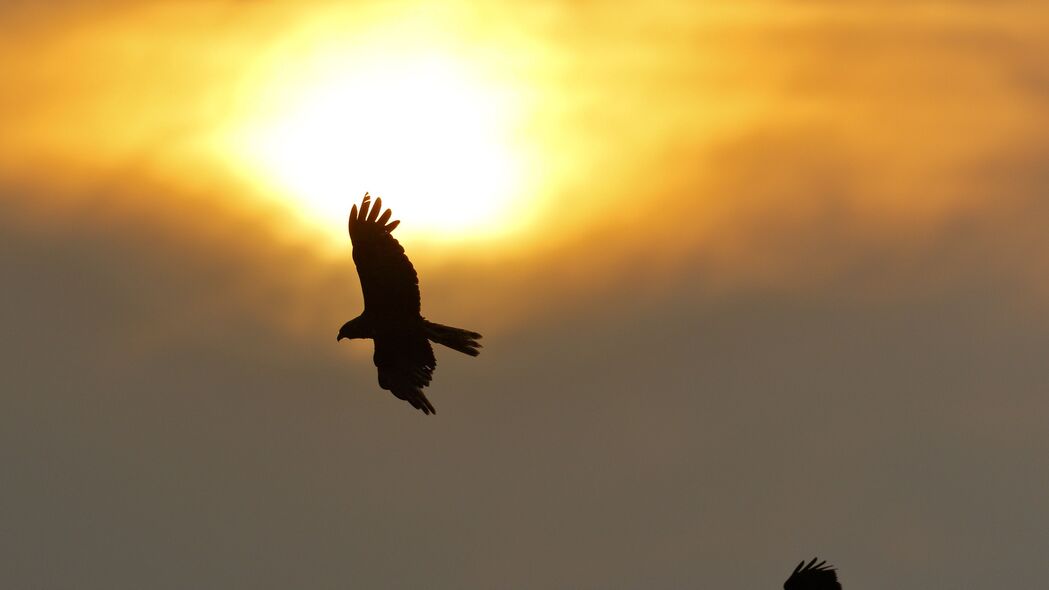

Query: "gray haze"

xmin=3 ymin=163 xmax=1049 ymax=589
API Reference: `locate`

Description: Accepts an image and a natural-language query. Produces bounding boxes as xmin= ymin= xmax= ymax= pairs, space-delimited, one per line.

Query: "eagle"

xmin=337 ymin=193 xmax=482 ymax=414
xmin=784 ymin=557 xmax=842 ymax=590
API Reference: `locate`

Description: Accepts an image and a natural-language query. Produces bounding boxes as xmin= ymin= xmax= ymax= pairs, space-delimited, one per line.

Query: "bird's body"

xmin=337 ymin=193 xmax=481 ymax=414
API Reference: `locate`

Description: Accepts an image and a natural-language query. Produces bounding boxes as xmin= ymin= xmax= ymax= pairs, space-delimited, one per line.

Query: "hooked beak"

xmin=336 ymin=333 xmax=345 ymax=342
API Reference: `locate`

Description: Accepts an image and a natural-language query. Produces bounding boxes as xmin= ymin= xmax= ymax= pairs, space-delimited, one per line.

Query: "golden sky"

xmin=3 ymin=2 xmax=1049 ymax=588
xmin=6 ymin=1 xmax=1046 ymax=255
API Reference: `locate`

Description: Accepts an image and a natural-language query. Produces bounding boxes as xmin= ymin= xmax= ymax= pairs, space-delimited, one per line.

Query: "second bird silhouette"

xmin=784 ymin=557 xmax=842 ymax=590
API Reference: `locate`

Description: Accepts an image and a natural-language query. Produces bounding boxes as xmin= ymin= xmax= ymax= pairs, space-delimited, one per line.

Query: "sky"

xmin=2 ymin=1 xmax=1049 ymax=588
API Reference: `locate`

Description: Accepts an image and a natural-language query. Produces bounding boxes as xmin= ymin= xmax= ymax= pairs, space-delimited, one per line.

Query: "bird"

xmin=337 ymin=193 xmax=482 ymax=414
xmin=784 ymin=557 xmax=842 ymax=590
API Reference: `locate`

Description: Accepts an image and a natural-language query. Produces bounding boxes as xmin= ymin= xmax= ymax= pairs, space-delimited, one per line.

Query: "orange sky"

xmin=5 ymin=1 xmax=1046 ymax=263
xmin=4 ymin=0 xmax=1049 ymax=356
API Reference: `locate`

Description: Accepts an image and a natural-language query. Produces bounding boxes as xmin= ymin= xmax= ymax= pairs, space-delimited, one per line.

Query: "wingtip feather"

xmin=368 ymin=197 xmax=382 ymax=222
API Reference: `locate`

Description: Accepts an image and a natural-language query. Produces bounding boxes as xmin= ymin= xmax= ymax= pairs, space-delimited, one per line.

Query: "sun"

xmin=230 ymin=44 xmax=529 ymax=242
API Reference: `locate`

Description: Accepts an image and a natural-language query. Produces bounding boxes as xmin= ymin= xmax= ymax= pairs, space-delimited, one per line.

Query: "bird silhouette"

xmin=784 ymin=557 xmax=842 ymax=590
xmin=337 ymin=193 xmax=482 ymax=414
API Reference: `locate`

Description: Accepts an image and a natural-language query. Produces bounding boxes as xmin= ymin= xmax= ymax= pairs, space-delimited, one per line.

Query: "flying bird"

xmin=784 ymin=557 xmax=842 ymax=590
xmin=337 ymin=193 xmax=482 ymax=414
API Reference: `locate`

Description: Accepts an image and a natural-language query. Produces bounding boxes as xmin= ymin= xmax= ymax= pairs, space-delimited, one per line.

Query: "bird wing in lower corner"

xmin=784 ymin=558 xmax=841 ymax=590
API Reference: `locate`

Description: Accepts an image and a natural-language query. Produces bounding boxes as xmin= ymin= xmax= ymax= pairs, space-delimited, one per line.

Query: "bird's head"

xmin=337 ymin=316 xmax=370 ymax=342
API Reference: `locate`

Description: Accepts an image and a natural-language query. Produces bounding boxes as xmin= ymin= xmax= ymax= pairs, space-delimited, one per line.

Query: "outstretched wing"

xmin=784 ymin=558 xmax=841 ymax=590
xmin=374 ymin=331 xmax=437 ymax=414
xmin=348 ymin=193 xmax=420 ymax=318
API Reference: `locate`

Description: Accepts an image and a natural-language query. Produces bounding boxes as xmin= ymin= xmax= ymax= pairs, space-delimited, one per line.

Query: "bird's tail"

xmin=424 ymin=321 xmax=482 ymax=356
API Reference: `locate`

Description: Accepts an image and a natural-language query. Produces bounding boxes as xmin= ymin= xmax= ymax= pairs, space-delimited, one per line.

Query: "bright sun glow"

xmin=233 ymin=42 xmax=529 ymax=242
